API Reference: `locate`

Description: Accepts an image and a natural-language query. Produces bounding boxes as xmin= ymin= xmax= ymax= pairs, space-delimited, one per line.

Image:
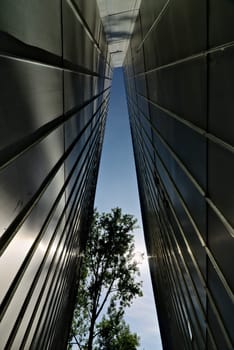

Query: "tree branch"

xmin=96 ymin=276 xmax=116 ymax=320
xmin=93 ymin=329 xmax=102 ymax=339
xmin=72 ymin=335 xmax=82 ymax=350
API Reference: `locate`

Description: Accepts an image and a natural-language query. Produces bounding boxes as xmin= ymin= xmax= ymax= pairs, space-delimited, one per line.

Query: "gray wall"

xmin=0 ymin=1 xmax=112 ymax=349
xmin=124 ymin=1 xmax=234 ymax=349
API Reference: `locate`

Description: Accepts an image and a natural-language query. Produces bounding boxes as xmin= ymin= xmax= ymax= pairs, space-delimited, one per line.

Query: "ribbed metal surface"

xmin=123 ymin=1 xmax=234 ymax=349
xmin=0 ymin=1 xmax=112 ymax=349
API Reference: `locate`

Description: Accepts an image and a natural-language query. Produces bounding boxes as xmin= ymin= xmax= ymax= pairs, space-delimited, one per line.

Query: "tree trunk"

xmin=87 ymin=313 xmax=96 ymax=350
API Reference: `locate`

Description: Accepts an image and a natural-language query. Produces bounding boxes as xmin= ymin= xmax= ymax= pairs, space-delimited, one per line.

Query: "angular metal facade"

xmin=123 ymin=1 xmax=234 ymax=349
xmin=0 ymin=1 xmax=112 ymax=349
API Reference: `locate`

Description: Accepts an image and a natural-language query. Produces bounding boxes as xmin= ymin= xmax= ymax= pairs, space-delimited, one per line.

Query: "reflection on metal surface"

xmin=97 ymin=0 xmax=141 ymax=66
xmin=123 ymin=0 xmax=234 ymax=349
xmin=0 ymin=1 xmax=111 ymax=349
xmin=1 ymin=0 xmax=234 ymax=349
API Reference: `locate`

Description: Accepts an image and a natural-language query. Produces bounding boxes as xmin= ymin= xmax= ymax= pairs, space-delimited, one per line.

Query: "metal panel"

xmin=0 ymin=57 xmax=63 ymax=151
xmin=149 ymin=104 xmax=207 ymax=189
xmin=0 ymin=1 xmax=111 ymax=349
xmin=0 ymin=0 xmax=62 ymax=58
xmin=123 ymin=0 xmax=234 ymax=349
xmin=146 ymin=57 xmax=207 ymax=129
xmin=63 ymin=0 xmax=95 ymax=72
xmin=143 ymin=0 xmax=206 ymax=70
xmin=209 ymin=0 xmax=234 ymax=48
xmin=97 ymin=0 xmax=141 ymax=66
xmin=209 ymin=47 xmax=234 ymax=146
xmin=208 ymin=141 xmax=234 ymax=228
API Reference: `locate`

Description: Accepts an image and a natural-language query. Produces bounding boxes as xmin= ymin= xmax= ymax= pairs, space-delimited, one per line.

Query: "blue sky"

xmin=95 ymin=68 xmax=163 ymax=350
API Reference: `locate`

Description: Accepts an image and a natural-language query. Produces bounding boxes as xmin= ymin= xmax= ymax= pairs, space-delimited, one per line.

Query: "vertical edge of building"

xmin=0 ymin=0 xmax=112 ymax=348
xmin=123 ymin=1 xmax=234 ymax=349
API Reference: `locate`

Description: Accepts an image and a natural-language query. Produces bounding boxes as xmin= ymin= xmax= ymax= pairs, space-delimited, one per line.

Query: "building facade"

xmin=0 ymin=1 xmax=111 ymax=348
xmin=124 ymin=1 xmax=234 ymax=349
xmin=1 ymin=0 xmax=234 ymax=349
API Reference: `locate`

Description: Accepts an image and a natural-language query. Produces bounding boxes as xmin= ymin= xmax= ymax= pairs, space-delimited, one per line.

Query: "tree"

xmin=68 ymin=208 xmax=142 ymax=350
xmin=96 ymin=307 xmax=140 ymax=350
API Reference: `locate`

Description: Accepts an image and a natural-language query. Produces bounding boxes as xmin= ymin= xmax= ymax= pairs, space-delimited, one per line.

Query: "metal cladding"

xmin=0 ymin=1 xmax=112 ymax=349
xmin=97 ymin=0 xmax=141 ymax=67
xmin=1 ymin=0 xmax=234 ymax=349
xmin=123 ymin=1 xmax=234 ymax=349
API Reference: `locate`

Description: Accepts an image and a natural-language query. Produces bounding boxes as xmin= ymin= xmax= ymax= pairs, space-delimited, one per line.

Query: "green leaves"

xmin=68 ymin=208 xmax=142 ymax=350
xmin=96 ymin=308 xmax=140 ymax=350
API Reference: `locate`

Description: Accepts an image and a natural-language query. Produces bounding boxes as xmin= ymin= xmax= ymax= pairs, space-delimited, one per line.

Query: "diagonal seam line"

xmin=29 ymin=138 xmax=102 ymax=349
xmin=68 ymin=0 xmax=112 ymax=70
xmin=2 ymin=106 xmax=107 ymax=345
xmin=0 ymin=94 xmax=110 ymax=256
xmin=131 ymin=112 xmax=234 ymax=345
xmin=126 ymin=40 xmax=234 ymax=79
xmin=136 ymin=0 xmax=170 ymax=52
xmin=0 ymin=102 xmax=108 ymax=322
xmin=133 ymin=108 xmax=234 ymax=302
xmin=0 ymin=52 xmax=110 ymax=79
xmin=138 ymin=92 xmax=234 ymax=154
xmin=0 ymin=86 xmax=111 ymax=171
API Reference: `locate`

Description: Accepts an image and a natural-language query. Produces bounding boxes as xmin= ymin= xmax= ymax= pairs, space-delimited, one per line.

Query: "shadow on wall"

xmin=0 ymin=39 xmax=64 ymax=239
